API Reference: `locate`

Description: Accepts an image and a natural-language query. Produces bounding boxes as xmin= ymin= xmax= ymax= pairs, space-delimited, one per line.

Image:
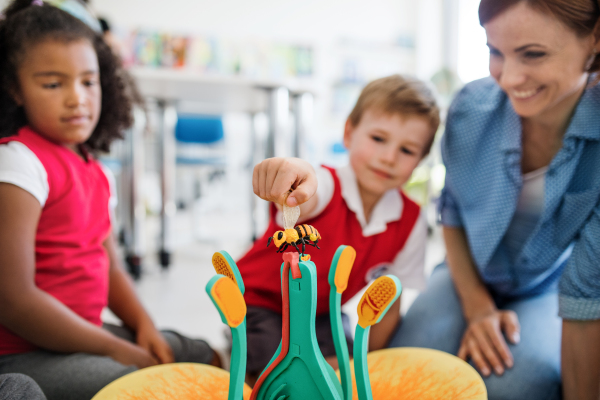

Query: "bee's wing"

xmin=282 ymin=192 xmax=300 ymax=229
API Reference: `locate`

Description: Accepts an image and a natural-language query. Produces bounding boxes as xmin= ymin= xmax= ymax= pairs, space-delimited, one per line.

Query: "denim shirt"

xmin=439 ymin=77 xmax=600 ymax=320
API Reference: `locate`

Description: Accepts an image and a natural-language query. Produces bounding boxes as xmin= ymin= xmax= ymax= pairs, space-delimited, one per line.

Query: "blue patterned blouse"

xmin=438 ymin=77 xmax=600 ymax=320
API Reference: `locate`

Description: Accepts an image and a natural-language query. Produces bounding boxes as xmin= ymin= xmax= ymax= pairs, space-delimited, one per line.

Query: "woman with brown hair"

xmin=390 ymin=1 xmax=600 ymax=399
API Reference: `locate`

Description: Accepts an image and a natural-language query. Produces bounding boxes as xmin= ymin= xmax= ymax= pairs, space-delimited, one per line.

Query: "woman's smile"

xmin=511 ymin=86 xmax=544 ymax=100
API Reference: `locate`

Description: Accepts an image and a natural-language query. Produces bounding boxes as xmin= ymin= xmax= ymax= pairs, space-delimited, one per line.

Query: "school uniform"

xmin=238 ymin=165 xmax=427 ymax=375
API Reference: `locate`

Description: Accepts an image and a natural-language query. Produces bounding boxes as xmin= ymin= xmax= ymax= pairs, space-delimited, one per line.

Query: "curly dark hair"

xmin=0 ymin=0 xmax=134 ymax=152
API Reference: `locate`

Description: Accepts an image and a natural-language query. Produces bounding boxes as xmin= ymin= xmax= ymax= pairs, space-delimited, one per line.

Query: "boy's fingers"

xmin=252 ymin=165 xmax=260 ymax=196
xmin=253 ymin=157 xmax=317 ymax=205
xmin=501 ymin=311 xmax=521 ymax=345
xmin=272 ymin=160 xmax=316 ymax=206
xmin=265 ymin=161 xmax=282 ymax=201
xmin=287 ymin=174 xmax=317 ymax=206
xmin=271 ymin=171 xmax=295 ymax=205
xmin=257 ymin=162 xmax=268 ymax=200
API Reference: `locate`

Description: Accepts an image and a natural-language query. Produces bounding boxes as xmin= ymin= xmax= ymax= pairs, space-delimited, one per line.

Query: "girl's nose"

xmin=66 ymin=83 xmax=86 ymax=107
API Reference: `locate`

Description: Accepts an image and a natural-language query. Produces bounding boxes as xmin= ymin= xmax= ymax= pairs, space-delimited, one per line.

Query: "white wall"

xmin=415 ymin=0 xmax=444 ymax=80
xmin=457 ymin=0 xmax=489 ymax=82
xmin=92 ymin=0 xmax=421 ymax=93
xmin=0 ymin=0 xmax=445 ymax=84
xmin=92 ymin=0 xmax=417 ymax=44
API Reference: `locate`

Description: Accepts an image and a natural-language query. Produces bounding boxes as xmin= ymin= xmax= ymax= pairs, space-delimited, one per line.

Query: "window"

xmin=457 ymin=0 xmax=489 ymax=83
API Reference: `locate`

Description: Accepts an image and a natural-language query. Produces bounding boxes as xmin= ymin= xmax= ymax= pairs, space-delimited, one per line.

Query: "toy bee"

xmin=268 ymin=190 xmax=322 ymax=255
xmin=267 ymin=224 xmax=321 ymax=254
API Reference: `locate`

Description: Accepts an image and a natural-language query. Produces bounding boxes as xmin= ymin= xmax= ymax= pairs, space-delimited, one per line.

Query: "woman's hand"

xmin=253 ymin=157 xmax=317 ymax=207
xmin=458 ymin=309 xmax=521 ymax=377
xmin=136 ymin=322 xmax=174 ymax=365
xmin=442 ymin=227 xmax=520 ymax=377
xmin=107 ymin=339 xmax=158 ymax=369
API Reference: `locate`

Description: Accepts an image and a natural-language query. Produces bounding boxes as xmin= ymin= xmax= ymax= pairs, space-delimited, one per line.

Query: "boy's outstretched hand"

xmin=253 ymin=157 xmax=317 ymax=208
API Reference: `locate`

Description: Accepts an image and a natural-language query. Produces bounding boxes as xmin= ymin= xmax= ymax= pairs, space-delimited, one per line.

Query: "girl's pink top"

xmin=0 ymin=127 xmax=112 ymax=355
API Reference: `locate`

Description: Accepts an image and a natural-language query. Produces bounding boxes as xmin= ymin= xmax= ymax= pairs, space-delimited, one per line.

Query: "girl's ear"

xmin=10 ymin=86 xmax=23 ymax=106
xmin=343 ymin=119 xmax=354 ymax=149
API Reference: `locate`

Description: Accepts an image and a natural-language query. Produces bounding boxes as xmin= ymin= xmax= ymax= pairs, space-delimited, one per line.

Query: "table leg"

xmin=158 ymin=100 xmax=178 ymax=268
xmin=122 ymin=107 xmax=146 ymax=279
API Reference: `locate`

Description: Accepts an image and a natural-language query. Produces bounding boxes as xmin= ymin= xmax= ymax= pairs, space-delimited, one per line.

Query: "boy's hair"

xmin=0 ymin=0 xmax=134 ymax=152
xmin=348 ymin=75 xmax=440 ymax=156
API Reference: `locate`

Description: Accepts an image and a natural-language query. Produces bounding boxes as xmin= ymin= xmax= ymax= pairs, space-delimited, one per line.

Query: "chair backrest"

xmin=175 ymin=115 xmax=224 ymax=144
xmin=331 ymin=142 xmax=347 ymax=154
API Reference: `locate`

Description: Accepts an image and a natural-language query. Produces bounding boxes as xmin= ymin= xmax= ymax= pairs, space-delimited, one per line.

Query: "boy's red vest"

xmin=0 ymin=127 xmax=111 ymax=355
xmin=238 ymin=166 xmax=420 ymax=315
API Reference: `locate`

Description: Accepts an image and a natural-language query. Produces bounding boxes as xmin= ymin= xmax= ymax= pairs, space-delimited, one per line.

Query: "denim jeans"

xmin=389 ymin=263 xmax=562 ymax=400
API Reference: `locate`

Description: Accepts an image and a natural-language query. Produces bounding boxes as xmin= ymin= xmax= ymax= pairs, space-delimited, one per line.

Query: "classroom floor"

xmin=103 ymin=173 xmax=446 ymax=359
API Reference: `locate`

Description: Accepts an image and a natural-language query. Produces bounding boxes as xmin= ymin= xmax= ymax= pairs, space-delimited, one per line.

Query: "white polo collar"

xmin=337 ymin=165 xmax=403 ymax=237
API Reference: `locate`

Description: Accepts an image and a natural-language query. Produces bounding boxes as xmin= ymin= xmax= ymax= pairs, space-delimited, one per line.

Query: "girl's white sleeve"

xmin=387 ymin=210 xmax=428 ymax=290
xmin=0 ymin=141 xmax=48 ymax=206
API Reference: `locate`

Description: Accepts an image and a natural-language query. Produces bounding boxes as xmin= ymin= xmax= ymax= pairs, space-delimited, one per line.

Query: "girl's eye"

xmin=42 ymin=82 xmax=60 ymax=89
xmin=524 ymin=51 xmax=546 ymax=59
xmin=401 ymin=147 xmax=415 ymax=155
xmin=371 ymin=135 xmax=384 ymax=143
xmin=84 ymin=80 xmax=97 ymax=87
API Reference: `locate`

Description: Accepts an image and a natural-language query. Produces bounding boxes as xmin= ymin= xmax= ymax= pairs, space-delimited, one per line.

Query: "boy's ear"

xmin=343 ymin=119 xmax=354 ymax=149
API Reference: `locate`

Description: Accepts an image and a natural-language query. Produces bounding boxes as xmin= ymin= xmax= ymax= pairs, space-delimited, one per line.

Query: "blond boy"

xmin=239 ymin=75 xmax=440 ymax=380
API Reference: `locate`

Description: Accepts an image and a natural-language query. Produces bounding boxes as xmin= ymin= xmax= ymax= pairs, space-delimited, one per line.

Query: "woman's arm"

xmin=0 ymin=183 xmax=155 ymax=368
xmin=443 ymin=226 xmax=495 ymax=320
xmin=368 ymin=212 xmax=428 ymax=351
xmin=561 ymin=320 xmax=600 ymax=400
xmin=369 ymin=299 xmax=400 ymax=351
xmin=444 ymin=226 xmax=520 ymax=376
xmin=558 ymin=197 xmax=600 ymax=400
xmin=105 ymin=233 xmax=174 ymax=364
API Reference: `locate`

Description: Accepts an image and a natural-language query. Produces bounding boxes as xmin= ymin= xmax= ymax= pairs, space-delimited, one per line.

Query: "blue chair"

xmin=175 ymin=114 xmax=227 ymax=166
xmin=328 ymin=141 xmax=349 ymax=167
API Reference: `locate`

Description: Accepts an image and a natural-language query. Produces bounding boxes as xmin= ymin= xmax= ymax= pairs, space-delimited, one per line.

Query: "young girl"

xmin=0 ymin=2 xmax=217 ymax=399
